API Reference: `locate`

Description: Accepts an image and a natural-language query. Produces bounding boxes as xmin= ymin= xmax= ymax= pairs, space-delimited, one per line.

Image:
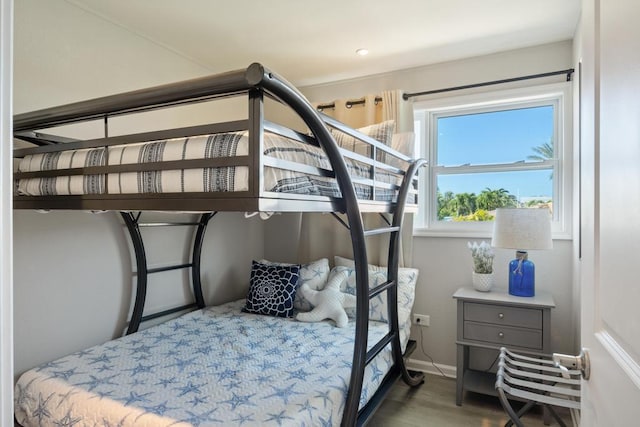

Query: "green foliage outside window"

xmin=437 ymin=187 xmax=517 ymax=221
xmin=436 ymin=141 xmax=553 ymax=222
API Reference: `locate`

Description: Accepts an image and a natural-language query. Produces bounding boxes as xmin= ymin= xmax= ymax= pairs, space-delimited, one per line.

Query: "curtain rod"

xmin=315 ymin=68 xmax=574 ymax=110
xmin=403 ymin=68 xmax=574 ymax=100
xmin=316 ymin=96 xmax=382 ymax=111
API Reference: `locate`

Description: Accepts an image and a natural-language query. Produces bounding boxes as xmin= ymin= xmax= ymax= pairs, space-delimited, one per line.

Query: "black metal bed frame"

xmin=13 ymin=63 xmax=425 ymax=426
xmin=120 ymin=211 xmax=215 ymax=335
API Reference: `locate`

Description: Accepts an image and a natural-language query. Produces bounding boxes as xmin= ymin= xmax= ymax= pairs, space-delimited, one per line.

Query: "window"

xmin=413 ymin=83 xmax=572 ymax=238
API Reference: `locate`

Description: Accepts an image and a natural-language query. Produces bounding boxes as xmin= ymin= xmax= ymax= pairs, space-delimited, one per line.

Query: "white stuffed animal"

xmin=296 ymin=270 xmax=356 ymax=328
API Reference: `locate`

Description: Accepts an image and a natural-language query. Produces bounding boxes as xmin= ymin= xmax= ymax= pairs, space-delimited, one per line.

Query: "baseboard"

xmin=406 ymin=357 xmax=457 ymax=379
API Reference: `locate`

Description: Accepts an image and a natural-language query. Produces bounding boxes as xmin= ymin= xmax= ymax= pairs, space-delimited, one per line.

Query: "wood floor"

xmin=369 ymin=373 xmax=572 ymax=427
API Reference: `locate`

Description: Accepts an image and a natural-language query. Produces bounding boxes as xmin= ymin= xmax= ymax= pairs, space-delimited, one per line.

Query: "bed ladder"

xmin=246 ymin=63 xmax=426 ymax=426
xmin=120 ymin=211 xmax=216 ymax=335
xmin=333 ymin=158 xmax=427 ymax=426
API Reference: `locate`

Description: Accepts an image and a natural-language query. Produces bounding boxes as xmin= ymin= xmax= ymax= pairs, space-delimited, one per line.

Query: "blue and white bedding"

xmin=16 ymin=131 xmax=402 ymax=202
xmin=14 ymin=300 xmax=400 ymax=427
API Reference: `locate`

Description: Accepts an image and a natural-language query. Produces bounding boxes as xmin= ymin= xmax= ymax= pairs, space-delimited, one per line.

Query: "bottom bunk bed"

xmin=14 ymin=260 xmax=420 ymax=427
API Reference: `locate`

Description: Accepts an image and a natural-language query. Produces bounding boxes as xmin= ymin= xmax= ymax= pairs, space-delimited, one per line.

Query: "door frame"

xmin=0 ymin=0 xmax=13 ymax=425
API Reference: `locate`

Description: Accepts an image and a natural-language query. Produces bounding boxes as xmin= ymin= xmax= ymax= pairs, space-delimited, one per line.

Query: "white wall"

xmin=265 ymin=41 xmax=577 ymax=371
xmin=0 ymin=0 xmax=12 ymax=424
xmin=13 ymin=0 xmax=264 ymax=378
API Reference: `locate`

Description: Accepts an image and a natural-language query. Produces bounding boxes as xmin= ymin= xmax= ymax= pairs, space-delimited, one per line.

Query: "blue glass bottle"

xmin=508 ymin=251 xmax=535 ymax=297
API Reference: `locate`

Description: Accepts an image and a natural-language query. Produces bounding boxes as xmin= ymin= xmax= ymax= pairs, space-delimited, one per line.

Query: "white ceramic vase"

xmin=472 ymin=271 xmax=494 ymax=292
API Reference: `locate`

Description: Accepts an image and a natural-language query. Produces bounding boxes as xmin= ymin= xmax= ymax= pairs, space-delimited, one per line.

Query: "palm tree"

xmin=454 ymin=192 xmax=476 ymax=216
xmin=477 ymin=188 xmax=517 ymax=211
xmin=528 ymin=140 xmax=554 ymax=180
xmin=527 ymin=141 xmax=554 ymax=162
xmin=437 ymin=190 xmax=456 ymax=220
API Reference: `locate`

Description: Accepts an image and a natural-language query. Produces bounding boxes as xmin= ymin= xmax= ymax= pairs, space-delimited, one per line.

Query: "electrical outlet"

xmin=413 ymin=314 xmax=430 ymax=326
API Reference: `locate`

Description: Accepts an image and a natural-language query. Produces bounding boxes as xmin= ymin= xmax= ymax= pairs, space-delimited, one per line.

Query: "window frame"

xmin=413 ymin=82 xmax=572 ymax=239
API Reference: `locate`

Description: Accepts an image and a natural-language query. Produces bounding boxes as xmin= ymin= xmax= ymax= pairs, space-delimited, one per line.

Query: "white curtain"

xmin=299 ymin=90 xmax=415 ymax=267
xmin=382 ymin=89 xmax=414 ymax=133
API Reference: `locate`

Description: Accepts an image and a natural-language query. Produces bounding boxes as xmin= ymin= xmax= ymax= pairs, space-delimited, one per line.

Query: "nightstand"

xmin=453 ymin=287 xmax=555 ymax=406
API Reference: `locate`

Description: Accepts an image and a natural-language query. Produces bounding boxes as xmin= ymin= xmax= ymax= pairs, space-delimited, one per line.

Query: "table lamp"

xmin=491 ymin=208 xmax=552 ymax=297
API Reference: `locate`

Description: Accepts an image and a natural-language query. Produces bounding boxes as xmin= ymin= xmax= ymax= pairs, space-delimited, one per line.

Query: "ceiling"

xmin=66 ymin=0 xmax=581 ymax=87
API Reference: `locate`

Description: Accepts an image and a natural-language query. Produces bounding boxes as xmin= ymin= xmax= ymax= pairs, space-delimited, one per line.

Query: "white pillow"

xmin=328 ymin=266 xmax=390 ymax=322
xmin=385 ymin=132 xmax=416 ymax=168
xmin=330 ymin=120 xmax=396 ymax=155
xmin=392 ymin=132 xmax=416 ymax=157
xmin=334 ymin=255 xmax=418 ymax=274
xmin=259 ymin=258 xmax=330 ymax=311
xmin=333 ymin=256 xmax=419 ymax=329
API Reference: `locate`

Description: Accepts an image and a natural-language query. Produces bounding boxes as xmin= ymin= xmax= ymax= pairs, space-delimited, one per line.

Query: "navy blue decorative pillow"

xmin=243 ymin=261 xmax=300 ymax=318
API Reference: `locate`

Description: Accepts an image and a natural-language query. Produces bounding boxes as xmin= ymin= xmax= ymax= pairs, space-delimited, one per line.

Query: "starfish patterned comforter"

xmin=14 ymin=300 xmax=401 ymax=427
xmin=15 ymin=130 xmax=401 ymax=202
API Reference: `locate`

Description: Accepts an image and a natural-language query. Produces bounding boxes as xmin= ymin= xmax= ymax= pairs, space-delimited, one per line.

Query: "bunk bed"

xmin=12 ymin=63 xmax=426 ymax=427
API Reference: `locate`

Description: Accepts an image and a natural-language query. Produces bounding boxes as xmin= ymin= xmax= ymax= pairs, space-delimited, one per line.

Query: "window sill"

xmin=412 ymin=227 xmax=573 ymax=241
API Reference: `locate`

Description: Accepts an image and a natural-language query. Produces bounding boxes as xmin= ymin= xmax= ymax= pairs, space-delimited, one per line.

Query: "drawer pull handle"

xmin=498 ymin=332 xmax=505 ymax=338
xmin=498 ymin=313 xmax=504 ymax=319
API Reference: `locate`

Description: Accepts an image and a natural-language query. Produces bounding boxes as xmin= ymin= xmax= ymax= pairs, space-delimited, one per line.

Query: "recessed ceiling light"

xmin=356 ymin=48 xmax=369 ymax=56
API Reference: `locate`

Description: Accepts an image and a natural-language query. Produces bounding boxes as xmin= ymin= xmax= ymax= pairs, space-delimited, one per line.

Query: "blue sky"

xmin=435 ymin=106 xmax=553 ymax=200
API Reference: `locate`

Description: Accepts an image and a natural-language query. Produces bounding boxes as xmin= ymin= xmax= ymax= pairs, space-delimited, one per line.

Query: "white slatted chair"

xmin=495 ymin=347 xmax=581 ymax=427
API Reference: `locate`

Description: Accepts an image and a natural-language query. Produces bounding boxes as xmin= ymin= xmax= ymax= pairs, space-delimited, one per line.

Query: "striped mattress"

xmin=16 ymin=131 xmax=402 ymax=202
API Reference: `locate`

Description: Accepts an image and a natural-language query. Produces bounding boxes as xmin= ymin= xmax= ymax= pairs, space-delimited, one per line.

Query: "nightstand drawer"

xmin=463 ymin=321 xmax=543 ymax=349
xmin=464 ymin=302 xmax=542 ymax=329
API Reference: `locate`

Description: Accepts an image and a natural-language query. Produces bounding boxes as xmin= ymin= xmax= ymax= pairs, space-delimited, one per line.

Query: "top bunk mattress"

xmin=15 ymin=129 xmax=406 ymax=203
xmin=14 ymin=300 xmax=401 ymax=427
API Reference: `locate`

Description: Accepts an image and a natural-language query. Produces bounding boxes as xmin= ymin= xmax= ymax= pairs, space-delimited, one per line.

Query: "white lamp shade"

xmin=491 ymin=208 xmax=553 ymax=250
